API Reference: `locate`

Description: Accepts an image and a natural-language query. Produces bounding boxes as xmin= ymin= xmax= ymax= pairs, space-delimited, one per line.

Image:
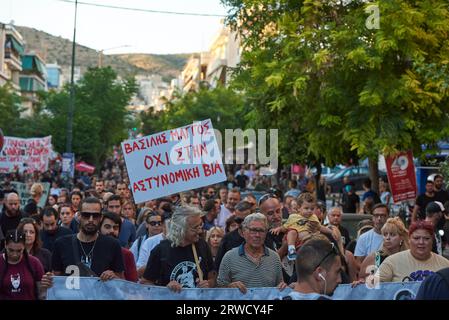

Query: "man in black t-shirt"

xmin=327 ymin=207 xmax=351 ymax=248
xmin=0 ymin=192 xmax=26 ymax=250
xmin=41 ymin=197 xmax=124 ymax=290
xmin=434 ymin=174 xmax=449 ymax=205
xmin=340 ymin=184 xmax=360 ymax=213
xmin=235 ymin=167 xmax=249 ymax=190
xmin=413 ymin=180 xmax=436 ymax=222
xmin=142 ymin=206 xmax=216 ymax=292
xmin=40 ymin=207 xmax=73 ymax=253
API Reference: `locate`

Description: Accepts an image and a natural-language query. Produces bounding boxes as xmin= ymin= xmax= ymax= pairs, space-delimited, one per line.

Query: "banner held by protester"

xmin=121 ymin=119 xmax=226 ymax=203
xmin=385 ymin=150 xmax=418 ymax=203
xmin=0 ymin=135 xmax=53 ymax=173
xmin=47 ymin=277 xmax=421 ymax=300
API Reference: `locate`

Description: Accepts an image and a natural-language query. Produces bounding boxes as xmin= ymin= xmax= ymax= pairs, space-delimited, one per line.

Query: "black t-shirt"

xmin=214 ymin=228 xmax=279 ymax=269
xmin=435 ymin=190 xmax=449 ymax=206
xmin=416 ymin=193 xmax=437 ymax=220
xmin=41 ymin=226 xmax=73 ymax=253
xmin=235 ymin=174 xmax=249 ymax=189
xmin=338 ymin=225 xmax=351 ymax=248
xmin=143 ymin=238 xmax=215 ymax=288
xmin=52 ymin=234 xmax=124 ymax=276
xmin=0 ymin=209 xmax=25 ymax=236
xmin=342 ymin=193 xmax=360 ymax=213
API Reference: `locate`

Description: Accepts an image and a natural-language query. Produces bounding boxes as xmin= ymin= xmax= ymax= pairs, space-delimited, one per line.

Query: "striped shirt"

xmin=217 ymin=244 xmax=283 ymax=288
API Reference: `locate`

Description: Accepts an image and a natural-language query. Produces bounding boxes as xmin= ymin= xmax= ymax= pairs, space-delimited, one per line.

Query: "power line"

xmin=55 ymin=0 xmax=227 ymax=17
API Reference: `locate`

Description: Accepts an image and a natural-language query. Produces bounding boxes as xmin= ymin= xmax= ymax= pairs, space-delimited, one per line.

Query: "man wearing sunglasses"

xmin=41 ymin=197 xmax=124 ymax=291
xmin=285 ymin=238 xmax=342 ymax=300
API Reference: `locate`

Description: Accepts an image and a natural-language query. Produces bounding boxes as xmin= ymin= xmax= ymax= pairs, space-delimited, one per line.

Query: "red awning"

xmin=75 ymin=161 xmax=95 ymax=174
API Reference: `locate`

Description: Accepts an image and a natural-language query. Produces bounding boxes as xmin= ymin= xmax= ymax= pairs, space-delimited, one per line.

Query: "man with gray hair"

xmin=326 ymin=207 xmax=351 ymax=248
xmin=142 ymin=205 xmax=216 ymax=292
xmin=217 ymin=213 xmax=287 ymax=293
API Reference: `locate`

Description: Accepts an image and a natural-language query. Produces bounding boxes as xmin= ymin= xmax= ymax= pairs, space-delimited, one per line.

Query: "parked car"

xmin=326 ymin=166 xmax=387 ymax=193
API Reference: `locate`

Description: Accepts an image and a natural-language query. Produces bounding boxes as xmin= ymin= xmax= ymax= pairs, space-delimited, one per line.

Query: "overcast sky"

xmin=0 ymin=0 xmax=229 ymax=54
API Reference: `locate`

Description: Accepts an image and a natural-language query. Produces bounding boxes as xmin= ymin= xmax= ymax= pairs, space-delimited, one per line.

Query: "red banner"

xmin=75 ymin=161 xmax=95 ymax=174
xmin=385 ymin=150 xmax=417 ymax=203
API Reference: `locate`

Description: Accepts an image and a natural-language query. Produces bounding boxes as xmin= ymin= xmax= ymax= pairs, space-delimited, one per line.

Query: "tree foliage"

xmin=10 ymin=67 xmax=137 ymax=165
xmin=140 ymin=86 xmax=247 ymax=137
xmin=222 ymin=0 xmax=449 ymax=173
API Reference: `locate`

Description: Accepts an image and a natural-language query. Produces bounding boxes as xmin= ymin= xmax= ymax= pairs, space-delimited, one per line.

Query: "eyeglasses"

xmin=312 ymin=242 xmax=338 ymax=270
xmin=258 ymin=193 xmax=277 ymax=206
xmin=80 ymin=211 xmax=102 ymax=220
xmin=246 ymin=227 xmax=266 ymax=234
xmin=148 ymin=221 xmax=162 ymax=226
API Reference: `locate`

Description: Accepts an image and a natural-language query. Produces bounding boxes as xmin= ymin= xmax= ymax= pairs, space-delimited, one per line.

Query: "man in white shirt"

xmin=216 ymin=188 xmax=241 ymax=230
xmin=354 ymin=203 xmax=389 ymax=263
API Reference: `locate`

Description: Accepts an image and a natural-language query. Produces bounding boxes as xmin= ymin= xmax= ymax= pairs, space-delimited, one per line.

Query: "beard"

xmin=81 ymin=223 xmax=99 ymax=236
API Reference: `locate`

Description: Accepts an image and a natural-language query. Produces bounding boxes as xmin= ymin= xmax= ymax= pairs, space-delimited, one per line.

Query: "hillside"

xmin=15 ymin=25 xmax=191 ymax=80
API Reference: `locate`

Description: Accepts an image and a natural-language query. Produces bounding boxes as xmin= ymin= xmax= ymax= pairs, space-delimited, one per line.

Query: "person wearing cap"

xmin=412 ymin=179 xmax=436 ymax=223
xmin=425 ymin=201 xmax=447 ymax=256
xmin=202 ymin=199 xmax=219 ymax=231
xmin=345 ymin=219 xmax=374 ymax=254
xmin=379 ymin=220 xmax=449 ymax=282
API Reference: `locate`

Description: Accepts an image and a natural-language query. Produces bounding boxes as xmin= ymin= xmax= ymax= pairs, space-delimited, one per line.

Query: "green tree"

xmin=141 ymin=86 xmax=247 ymax=136
xmin=19 ymin=67 xmax=137 ymax=165
xmin=0 ymin=84 xmax=22 ymax=135
xmin=223 ymin=0 xmax=449 ymax=191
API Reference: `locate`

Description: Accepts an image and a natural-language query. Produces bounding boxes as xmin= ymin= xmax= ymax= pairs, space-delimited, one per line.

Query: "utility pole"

xmin=66 ymin=0 xmax=78 ymax=154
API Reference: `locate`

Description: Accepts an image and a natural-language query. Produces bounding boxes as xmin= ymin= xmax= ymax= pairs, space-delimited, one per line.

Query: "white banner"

xmin=0 ymin=136 xmax=52 ymax=173
xmin=121 ymin=120 xmax=226 ymax=203
xmin=47 ymin=277 xmax=422 ymax=300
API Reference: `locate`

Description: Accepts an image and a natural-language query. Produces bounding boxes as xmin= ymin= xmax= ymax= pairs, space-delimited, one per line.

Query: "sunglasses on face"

xmin=148 ymin=221 xmax=162 ymax=226
xmin=312 ymin=242 xmax=339 ymax=270
xmin=80 ymin=212 xmax=102 ymax=219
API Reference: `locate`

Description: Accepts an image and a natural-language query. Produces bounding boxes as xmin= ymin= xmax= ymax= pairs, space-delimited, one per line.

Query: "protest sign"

xmin=385 ymin=150 xmax=417 ymax=203
xmin=0 ymin=136 xmax=52 ymax=173
xmin=122 ymin=120 xmax=226 ymax=203
xmin=62 ymin=153 xmax=75 ymax=178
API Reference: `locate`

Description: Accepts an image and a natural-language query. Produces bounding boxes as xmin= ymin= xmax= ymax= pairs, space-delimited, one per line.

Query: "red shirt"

xmin=122 ymin=248 xmax=138 ymax=282
xmin=0 ymin=254 xmax=44 ymax=300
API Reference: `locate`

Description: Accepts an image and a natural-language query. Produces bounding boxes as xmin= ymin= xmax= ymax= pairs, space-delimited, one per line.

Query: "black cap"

xmin=426 ymin=201 xmax=444 ymax=215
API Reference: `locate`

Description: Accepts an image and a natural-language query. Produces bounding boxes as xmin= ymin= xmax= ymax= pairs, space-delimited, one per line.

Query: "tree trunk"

xmin=315 ymin=160 xmax=322 ymax=200
xmin=369 ymin=156 xmax=379 ymax=194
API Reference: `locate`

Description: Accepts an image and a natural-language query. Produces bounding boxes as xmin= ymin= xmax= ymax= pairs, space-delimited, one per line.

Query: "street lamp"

xmin=66 ymin=0 xmax=78 ymax=155
xmin=98 ymin=45 xmax=131 ymax=67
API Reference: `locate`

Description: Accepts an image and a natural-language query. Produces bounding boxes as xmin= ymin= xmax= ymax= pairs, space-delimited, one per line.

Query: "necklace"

xmin=79 ymin=238 xmax=97 ymax=268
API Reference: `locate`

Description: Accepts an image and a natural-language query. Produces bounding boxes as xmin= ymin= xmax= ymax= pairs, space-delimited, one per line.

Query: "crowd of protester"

xmin=1 ymin=153 xmax=449 ymax=300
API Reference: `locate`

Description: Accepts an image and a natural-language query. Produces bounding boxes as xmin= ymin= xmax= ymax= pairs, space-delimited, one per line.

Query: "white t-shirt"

xmin=354 ymin=229 xmax=383 ymax=258
xmin=216 ymin=205 xmax=232 ymax=230
xmin=379 ymin=250 xmax=449 ymax=282
xmin=288 ymin=291 xmax=331 ymax=300
xmin=135 ymin=233 xmax=165 ymax=269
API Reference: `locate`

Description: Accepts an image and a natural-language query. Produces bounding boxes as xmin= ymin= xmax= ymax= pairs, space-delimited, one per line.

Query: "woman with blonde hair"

xmin=206 ymin=227 xmax=225 ymax=261
xmin=357 ymin=217 xmax=409 ymax=281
